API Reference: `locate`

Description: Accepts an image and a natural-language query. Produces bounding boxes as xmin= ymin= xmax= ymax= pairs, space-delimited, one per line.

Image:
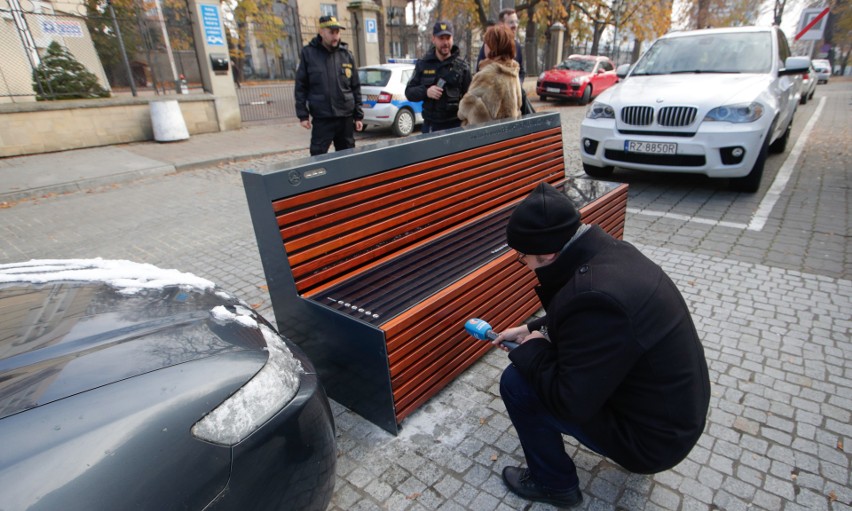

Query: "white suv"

xmin=580 ymin=26 xmax=809 ymax=192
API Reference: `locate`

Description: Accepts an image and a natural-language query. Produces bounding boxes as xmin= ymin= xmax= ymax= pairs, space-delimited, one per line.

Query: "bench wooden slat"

xmin=392 ymin=292 xmax=542 ymax=421
xmin=276 ymin=136 xmax=562 ymax=231
xmin=294 ymin=166 xmax=563 ymax=296
xmin=285 ymin=150 xmax=561 ymax=259
xmin=270 ymin=127 xmax=563 ymax=213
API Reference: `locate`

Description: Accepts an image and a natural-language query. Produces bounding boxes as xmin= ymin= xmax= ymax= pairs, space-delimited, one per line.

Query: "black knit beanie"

xmin=506 ymin=182 xmax=581 ymax=254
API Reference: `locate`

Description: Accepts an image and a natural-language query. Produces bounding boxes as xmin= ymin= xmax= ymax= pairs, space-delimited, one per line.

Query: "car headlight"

xmin=571 ymin=77 xmax=584 ymax=84
xmin=539 ymin=72 xmax=546 ymax=80
xmin=191 ymin=306 xmax=303 ymax=446
xmin=586 ymin=102 xmax=615 ymax=120
xmin=704 ymin=102 xmax=764 ymax=123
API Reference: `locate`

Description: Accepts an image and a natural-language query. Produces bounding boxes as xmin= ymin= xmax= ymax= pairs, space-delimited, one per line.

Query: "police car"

xmin=359 ymin=62 xmax=423 ymax=136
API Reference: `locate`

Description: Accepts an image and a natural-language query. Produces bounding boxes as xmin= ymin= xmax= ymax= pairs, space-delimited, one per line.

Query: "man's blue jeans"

xmin=500 ymin=364 xmax=608 ymax=491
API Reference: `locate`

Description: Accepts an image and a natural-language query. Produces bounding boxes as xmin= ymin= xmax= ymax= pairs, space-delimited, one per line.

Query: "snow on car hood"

xmin=600 ymin=73 xmax=774 ymax=108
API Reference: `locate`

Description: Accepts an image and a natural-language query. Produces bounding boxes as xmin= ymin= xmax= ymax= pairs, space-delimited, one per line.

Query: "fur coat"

xmin=457 ymin=59 xmax=522 ymax=126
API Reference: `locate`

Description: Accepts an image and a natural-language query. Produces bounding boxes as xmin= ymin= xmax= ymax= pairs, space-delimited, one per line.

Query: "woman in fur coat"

xmin=458 ymin=25 xmax=522 ymax=126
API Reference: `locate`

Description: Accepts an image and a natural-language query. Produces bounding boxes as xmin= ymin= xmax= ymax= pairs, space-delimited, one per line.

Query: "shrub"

xmin=32 ymin=41 xmax=110 ymax=100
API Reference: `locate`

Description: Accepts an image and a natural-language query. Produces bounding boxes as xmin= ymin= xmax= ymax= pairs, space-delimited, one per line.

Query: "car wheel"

xmin=729 ymin=139 xmax=767 ymax=193
xmin=769 ymin=116 xmax=792 ymax=154
xmin=392 ymin=109 xmax=415 ymax=137
xmin=583 ymin=162 xmax=614 ymax=179
xmin=579 ymin=85 xmax=592 ymax=105
xmin=800 ymin=93 xmax=808 ymax=105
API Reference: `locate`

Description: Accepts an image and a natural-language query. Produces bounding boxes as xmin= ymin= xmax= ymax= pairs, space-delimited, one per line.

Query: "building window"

xmin=320 ymin=4 xmax=337 ymax=17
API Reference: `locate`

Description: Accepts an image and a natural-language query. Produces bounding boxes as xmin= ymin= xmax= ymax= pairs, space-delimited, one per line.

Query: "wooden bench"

xmin=242 ymin=112 xmax=628 ymax=434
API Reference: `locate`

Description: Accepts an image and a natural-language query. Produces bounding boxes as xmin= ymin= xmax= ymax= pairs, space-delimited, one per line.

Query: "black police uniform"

xmin=404 ymin=46 xmax=472 ymax=133
xmin=295 ymin=36 xmax=363 ymax=155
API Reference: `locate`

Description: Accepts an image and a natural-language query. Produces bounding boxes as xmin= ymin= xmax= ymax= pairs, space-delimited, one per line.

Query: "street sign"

xmin=366 ymin=18 xmax=378 ymax=43
xmin=795 ymin=7 xmax=829 ymax=41
xmin=201 ymin=5 xmax=224 ymax=46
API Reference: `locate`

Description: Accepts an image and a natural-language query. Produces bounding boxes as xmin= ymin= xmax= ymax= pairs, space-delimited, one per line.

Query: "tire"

xmin=578 ymin=85 xmax=592 ymax=106
xmin=729 ymin=139 xmax=767 ymax=193
xmin=391 ymin=109 xmax=415 ymax=137
xmin=800 ymin=93 xmax=808 ymax=105
xmin=769 ymin=116 xmax=792 ymax=154
xmin=583 ymin=162 xmax=614 ymax=179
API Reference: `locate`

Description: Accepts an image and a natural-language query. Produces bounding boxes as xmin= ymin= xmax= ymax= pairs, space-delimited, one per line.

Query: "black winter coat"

xmin=295 ymin=36 xmax=363 ymax=121
xmin=509 ymin=226 xmax=710 ymax=474
xmin=405 ymin=46 xmax=472 ymax=124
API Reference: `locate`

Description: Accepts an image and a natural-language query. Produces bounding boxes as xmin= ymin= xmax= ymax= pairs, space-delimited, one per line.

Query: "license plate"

xmin=546 ymin=87 xmax=561 ymax=93
xmin=625 ymin=141 xmax=677 ymax=154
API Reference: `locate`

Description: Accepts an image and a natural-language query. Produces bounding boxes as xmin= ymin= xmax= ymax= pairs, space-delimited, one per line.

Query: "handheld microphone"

xmin=464 ymin=318 xmax=519 ymax=350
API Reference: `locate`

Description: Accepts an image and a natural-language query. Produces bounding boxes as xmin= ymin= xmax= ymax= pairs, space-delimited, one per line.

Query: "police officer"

xmin=295 ymin=15 xmax=363 ymax=155
xmin=405 ymin=21 xmax=472 ymax=133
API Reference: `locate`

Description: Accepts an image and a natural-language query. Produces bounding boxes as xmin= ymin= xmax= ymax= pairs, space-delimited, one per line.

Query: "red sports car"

xmin=536 ymin=55 xmax=618 ymax=105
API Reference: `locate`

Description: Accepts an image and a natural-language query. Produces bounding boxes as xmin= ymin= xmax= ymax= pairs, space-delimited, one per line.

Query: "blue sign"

xmin=201 ymin=5 xmax=224 ymax=46
xmin=365 ymin=18 xmax=378 ymax=43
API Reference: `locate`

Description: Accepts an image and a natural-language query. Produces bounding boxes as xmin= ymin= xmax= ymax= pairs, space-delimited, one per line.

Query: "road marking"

xmin=626 ymin=208 xmax=748 ymax=229
xmin=748 ymin=96 xmax=826 ymax=231
xmin=627 ymin=96 xmax=826 ymax=232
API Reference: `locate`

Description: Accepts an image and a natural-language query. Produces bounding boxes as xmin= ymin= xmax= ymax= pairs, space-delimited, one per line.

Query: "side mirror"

xmin=780 ymin=56 xmax=810 ymax=76
xmin=616 ymin=63 xmax=631 ymax=79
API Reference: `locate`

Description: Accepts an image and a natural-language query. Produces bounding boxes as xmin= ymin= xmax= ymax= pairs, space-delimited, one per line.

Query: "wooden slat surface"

xmin=274 ymin=129 xmax=565 ymax=296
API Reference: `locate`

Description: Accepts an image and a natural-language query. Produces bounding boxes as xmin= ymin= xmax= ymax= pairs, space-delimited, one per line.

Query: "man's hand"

xmin=355 ymin=120 xmax=363 ymax=132
xmin=300 ymin=119 xmax=311 ymax=130
xmin=492 ymin=325 xmax=544 ymax=352
xmin=426 ymin=85 xmax=444 ymax=100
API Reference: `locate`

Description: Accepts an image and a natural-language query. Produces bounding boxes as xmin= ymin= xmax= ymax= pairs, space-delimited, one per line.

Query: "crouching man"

xmin=494 ymin=182 xmax=711 ymax=508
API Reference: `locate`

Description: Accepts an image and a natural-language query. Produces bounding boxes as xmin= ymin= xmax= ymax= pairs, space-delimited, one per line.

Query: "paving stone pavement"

xmin=0 ymin=83 xmax=849 ymax=511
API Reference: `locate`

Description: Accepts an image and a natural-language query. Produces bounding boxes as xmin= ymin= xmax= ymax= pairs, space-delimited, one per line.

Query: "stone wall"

xmin=0 ymin=95 xmax=236 ymax=158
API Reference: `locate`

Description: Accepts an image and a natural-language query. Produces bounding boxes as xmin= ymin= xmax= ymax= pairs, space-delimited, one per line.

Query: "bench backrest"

xmin=243 ymin=113 xmax=565 ymax=299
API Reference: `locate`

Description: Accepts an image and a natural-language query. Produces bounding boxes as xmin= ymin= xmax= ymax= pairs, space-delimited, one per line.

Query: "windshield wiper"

xmin=669 ymin=69 xmax=742 ymax=74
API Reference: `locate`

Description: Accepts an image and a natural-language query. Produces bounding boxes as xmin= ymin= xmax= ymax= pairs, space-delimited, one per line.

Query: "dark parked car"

xmin=0 ymin=259 xmax=335 ymax=511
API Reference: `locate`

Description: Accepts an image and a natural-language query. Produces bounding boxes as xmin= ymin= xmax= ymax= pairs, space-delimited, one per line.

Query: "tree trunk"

xmin=591 ymin=23 xmax=604 ymax=55
xmin=697 ymin=0 xmax=710 ymax=28
xmin=631 ymin=39 xmax=642 ymax=63
xmin=524 ymin=21 xmax=538 ymax=76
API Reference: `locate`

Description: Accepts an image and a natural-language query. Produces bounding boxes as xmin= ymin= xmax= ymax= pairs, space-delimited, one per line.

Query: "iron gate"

xmin=236 ymin=83 xmax=296 ymax=122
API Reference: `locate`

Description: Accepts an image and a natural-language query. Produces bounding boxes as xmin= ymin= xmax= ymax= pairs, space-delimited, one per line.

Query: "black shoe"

xmin=502 ymin=466 xmax=582 ymax=508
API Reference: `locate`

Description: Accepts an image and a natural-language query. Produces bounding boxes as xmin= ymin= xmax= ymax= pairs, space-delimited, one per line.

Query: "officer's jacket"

xmin=295 ymin=36 xmax=363 ymax=121
xmin=405 ymin=46 xmax=472 ymax=124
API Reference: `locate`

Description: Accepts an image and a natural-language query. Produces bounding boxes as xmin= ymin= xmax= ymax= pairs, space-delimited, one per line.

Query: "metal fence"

xmin=1 ymin=0 xmax=200 ymax=102
xmin=236 ymin=83 xmax=296 ymax=122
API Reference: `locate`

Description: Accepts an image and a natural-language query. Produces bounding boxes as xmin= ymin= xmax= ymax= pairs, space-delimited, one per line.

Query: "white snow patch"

xmin=191 ymin=323 xmax=303 ymax=445
xmin=210 ymin=305 xmax=259 ymax=329
xmin=0 ymin=259 xmax=215 ymax=295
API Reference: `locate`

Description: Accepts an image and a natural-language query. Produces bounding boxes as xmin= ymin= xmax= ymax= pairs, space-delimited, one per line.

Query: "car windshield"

xmin=631 ymin=32 xmax=772 ymax=75
xmin=556 ymin=59 xmax=595 ymax=72
xmin=359 ymin=69 xmax=392 ymax=87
